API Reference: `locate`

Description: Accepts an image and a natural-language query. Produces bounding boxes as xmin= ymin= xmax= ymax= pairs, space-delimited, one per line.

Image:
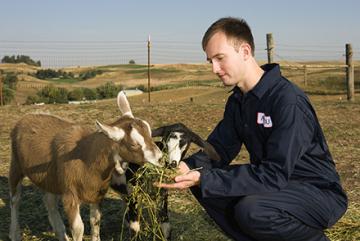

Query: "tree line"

xmin=1 ymin=55 xmax=41 ymax=67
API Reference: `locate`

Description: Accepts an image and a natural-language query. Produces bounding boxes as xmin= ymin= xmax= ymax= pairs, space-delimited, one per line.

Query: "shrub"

xmin=1 ymin=86 xmax=15 ymax=104
xmin=25 ymin=95 xmax=42 ymax=105
xmin=36 ymin=85 xmax=69 ymax=104
xmin=96 ymin=82 xmax=122 ymax=99
xmin=35 ymin=69 xmax=76 ymax=80
xmin=129 ymin=59 xmax=136 ymax=64
xmin=82 ymin=88 xmax=97 ymax=100
xmin=68 ymin=88 xmax=84 ymax=101
xmin=79 ymin=69 xmax=103 ymax=81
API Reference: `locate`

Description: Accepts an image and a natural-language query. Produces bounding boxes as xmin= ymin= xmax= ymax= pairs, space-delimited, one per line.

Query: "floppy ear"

xmin=96 ymin=120 xmax=125 ymax=141
xmin=202 ymin=142 xmax=221 ymax=161
xmin=117 ymin=91 xmax=134 ymax=117
xmin=190 ymin=131 xmax=207 ymax=148
xmin=151 ymin=126 xmax=166 ymax=137
xmin=190 ymin=132 xmax=221 ymax=161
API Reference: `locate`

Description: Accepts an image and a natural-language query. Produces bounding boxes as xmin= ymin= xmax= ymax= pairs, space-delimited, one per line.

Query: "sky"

xmin=1 ymin=0 xmax=359 ymax=67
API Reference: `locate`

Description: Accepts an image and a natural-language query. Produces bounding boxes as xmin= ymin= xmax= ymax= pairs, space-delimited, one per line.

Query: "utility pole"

xmin=0 ymin=75 xmax=3 ymax=106
xmin=147 ymin=35 xmax=151 ymax=102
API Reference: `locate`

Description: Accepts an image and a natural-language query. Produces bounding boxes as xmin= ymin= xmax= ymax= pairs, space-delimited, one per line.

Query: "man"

xmin=156 ymin=17 xmax=347 ymax=241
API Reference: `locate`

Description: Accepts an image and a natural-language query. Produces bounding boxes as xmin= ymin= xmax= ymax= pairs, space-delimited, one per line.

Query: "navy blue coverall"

xmin=184 ymin=64 xmax=348 ymax=241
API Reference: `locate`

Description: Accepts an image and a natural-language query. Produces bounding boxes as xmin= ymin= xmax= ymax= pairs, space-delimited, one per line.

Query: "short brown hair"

xmin=202 ymin=17 xmax=255 ymax=56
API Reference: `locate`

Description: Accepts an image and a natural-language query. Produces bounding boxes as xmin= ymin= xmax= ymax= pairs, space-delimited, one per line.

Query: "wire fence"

xmin=1 ymin=39 xmax=359 ymax=68
xmin=0 ymin=37 xmax=359 ymax=105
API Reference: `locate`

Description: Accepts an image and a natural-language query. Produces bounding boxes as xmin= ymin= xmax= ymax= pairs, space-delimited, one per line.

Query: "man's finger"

xmin=154 ymin=181 xmax=193 ymax=189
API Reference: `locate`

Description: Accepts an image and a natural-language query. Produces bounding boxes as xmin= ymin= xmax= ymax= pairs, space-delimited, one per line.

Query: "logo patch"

xmin=257 ymin=112 xmax=272 ymax=128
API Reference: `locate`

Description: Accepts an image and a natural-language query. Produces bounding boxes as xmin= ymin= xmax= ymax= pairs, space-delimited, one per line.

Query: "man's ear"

xmin=241 ymin=43 xmax=252 ymax=60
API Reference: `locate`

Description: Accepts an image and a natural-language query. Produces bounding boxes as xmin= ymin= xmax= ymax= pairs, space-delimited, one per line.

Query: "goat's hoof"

xmin=161 ymin=222 xmax=171 ymax=240
xmin=91 ymin=236 xmax=101 ymax=241
xmin=129 ymin=220 xmax=141 ymax=234
xmin=9 ymin=232 xmax=21 ymax=241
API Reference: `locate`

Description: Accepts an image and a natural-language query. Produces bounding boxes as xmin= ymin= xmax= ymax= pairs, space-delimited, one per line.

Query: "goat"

xmin=8 ymin=91 xmax=163 ymax=241
xmin=111 ymin=122 xmax=220 ymax=240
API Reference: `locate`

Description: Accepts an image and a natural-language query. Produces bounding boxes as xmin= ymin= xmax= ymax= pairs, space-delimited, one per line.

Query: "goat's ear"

xmin=96 ymin=120 xmax=125 ymax=141
xmin=203 ymin=142 xmax=221 ymax=161
xmin=191 ymin=133 xmax=221 ymax=161
xmin=117 ymin=91 xmax=134 ymax=117
xmin=190 ymin=131 xmax=207 ymax=148
xmin=151 ymin=126 xmax=166 ymax=137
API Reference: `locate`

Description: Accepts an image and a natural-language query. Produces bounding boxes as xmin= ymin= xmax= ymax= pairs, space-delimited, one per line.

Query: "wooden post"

xmin=147 ymin=35 xmax=151 ymax=102
xmin=266 ymin=33 xmax=274 ymax=64
xmin=303 ymin=65 xmax=307 ymax=86
xmin=346 ymin=43 xmax=354 ymax=101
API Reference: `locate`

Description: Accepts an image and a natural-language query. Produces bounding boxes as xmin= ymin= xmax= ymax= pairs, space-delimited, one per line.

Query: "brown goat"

xmin=8 ymin=91 xmax=163 ymax=241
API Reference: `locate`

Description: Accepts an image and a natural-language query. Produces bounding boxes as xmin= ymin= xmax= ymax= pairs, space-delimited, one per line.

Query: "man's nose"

xmin=212 ymin=62 xmax=220 ymax=74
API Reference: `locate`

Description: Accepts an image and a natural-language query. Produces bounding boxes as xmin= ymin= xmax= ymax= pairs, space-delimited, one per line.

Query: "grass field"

xmin=0 ymin=63 xmax=360 ymax=240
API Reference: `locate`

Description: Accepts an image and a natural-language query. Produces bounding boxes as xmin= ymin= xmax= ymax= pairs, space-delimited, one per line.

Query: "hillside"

xmin=1 ymin=61 xmax=359 ymax=104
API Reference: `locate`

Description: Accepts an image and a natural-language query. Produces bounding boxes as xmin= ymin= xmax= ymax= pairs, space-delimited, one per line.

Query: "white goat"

xmin=8 ymin=91 xmax=162 ymax=241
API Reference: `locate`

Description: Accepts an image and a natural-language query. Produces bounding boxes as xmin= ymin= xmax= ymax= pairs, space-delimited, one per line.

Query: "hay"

xmin=120 ymin=162 xmax=177 ymax=241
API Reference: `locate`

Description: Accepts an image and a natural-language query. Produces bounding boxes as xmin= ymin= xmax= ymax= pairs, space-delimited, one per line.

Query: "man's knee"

xmin=234 ymin=195 xmax=328 ymax=241
xmin=234 ymin=195 xmax=265 ymax=230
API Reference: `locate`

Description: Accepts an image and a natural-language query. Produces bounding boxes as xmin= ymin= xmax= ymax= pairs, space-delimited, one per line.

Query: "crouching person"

xmin=155 ymin=17 xmax=348 ymax=241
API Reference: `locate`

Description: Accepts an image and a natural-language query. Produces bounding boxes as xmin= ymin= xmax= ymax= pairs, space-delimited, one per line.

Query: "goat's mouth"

xmin=168 ymin=160 xmax=179 ymax=169
xmin=147 ymin=159 xmax=163 ymax=167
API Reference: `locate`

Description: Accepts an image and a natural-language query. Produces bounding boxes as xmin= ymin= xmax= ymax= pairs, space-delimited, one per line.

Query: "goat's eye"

xmin=130 ymin=142 xmax=140 ymax=149
xmin=169 ymin=133 xmax=177 ymax=139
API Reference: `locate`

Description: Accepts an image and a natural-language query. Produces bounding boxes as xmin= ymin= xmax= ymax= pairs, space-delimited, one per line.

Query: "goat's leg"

xmin=8 ymin=157 xmax=23 ymax=241
xmin=43 ymin=193 xmax=70 ymax=241
xmin=125 ymin=196 xmax=141 ymax=236
xmin=62 ymin=194 xmax=84 ymax=241
xmin=89 ymin=203 xmax=101 ymax=241
xmin=158 ymin=189 xmax=171 ymax=240
xmin=9 ymin=181 xmax=22 ymax=241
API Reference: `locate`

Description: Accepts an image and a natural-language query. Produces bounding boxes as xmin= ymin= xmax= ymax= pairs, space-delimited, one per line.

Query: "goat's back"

xmin=11 ymin=114 xmax=90 ymax=193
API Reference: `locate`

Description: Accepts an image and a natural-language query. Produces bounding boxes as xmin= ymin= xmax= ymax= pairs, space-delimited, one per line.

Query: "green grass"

xmin=45 ymin=78 xmax=79 ymax=84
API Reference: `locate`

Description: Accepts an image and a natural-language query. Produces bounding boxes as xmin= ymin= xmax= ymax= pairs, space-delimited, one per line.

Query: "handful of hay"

xmin=121 ymin=161 xmax=178 ymax=240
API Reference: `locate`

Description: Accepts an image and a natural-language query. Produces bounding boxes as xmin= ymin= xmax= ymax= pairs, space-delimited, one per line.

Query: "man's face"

xmin=205 ymin=32 xmax=246 ymax=87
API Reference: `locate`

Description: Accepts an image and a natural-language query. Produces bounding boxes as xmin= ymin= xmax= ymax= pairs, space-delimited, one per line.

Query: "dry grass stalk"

xmin=120 ymin=155 xmax=177 ymax=241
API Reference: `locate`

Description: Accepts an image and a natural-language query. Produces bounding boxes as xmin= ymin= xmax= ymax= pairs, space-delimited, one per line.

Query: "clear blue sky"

xmin=1 ymin=0 xmax=359 ymax=67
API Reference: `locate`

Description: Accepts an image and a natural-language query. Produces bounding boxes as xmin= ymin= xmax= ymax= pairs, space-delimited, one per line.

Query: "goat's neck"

xmin=78 ymin=132 xmax=116 ymax=170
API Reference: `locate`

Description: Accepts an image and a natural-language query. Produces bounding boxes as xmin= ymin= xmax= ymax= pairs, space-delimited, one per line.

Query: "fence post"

xmin=266 ymin=33 xmax=274 ymax=64
xmin=346 ymin=44 xmax=354 ymax=101
xmin=147 ymin=35 xmax=151 ymax=103
xmin=303 ymin=65 xmax=307 ymax=86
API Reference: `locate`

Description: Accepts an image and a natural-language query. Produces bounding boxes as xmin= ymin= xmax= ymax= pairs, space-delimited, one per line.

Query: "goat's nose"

xmin=169 ymin=161 xmax=178 ymax=169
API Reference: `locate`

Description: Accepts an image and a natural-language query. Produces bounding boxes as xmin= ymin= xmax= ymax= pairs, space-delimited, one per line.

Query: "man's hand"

xmin=155 ymin=161 xmax=201 ymax=190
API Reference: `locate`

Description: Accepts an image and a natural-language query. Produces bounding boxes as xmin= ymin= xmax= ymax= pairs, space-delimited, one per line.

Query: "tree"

xmin=2 ymin=86 xmax=15 ymax=105
xmin=4 ymin=73 xmax=18 ymax=90
xmin=129 ymin=59 xmax=136 ymax=64
xmin=1 ymin=55 xmax=41 ymax=66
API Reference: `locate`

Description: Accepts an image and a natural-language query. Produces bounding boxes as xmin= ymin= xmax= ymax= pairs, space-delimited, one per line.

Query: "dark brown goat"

xmin=8 ymin=91 xmax=162 ymax=241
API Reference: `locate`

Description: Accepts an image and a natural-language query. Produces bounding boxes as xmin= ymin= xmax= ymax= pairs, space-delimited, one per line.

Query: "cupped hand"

xmin=154 ymin=161 xmax=201 ymax=189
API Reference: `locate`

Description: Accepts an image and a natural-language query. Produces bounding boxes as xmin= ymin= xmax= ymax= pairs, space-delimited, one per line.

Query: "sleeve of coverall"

xmin=183 ymin=97 xmax=243 ymax=171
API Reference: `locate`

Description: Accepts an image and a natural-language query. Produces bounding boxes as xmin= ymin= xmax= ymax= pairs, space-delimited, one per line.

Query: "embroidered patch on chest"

xmin=257 ymin=112 xmax=273 ymax=128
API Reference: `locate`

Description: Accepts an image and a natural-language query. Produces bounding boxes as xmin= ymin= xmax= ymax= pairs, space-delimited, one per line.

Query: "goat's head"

xmin=96 ymin=91 xmax=163 ymax=167
xmin=152 ymin=123 xmax=220 ymax=168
